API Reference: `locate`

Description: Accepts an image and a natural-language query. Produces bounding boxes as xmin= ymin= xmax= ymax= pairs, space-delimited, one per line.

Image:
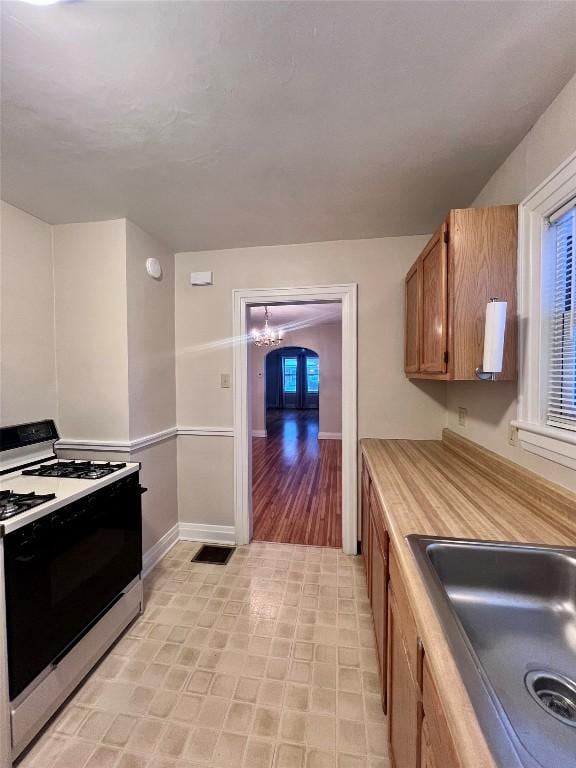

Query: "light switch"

xmin=221 ymin=373 xmax=231 ymax=389
xmin=457 ymin=407 xmax=467 ymax=427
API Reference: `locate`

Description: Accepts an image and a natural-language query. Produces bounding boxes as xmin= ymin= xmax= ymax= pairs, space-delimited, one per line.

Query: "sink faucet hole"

xmin=525 ymin=671 xmax=576 ymax=727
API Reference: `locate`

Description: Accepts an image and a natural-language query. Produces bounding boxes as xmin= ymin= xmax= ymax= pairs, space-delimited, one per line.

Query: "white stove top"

xmin=0 ymin=460 xmax=140 ymax=535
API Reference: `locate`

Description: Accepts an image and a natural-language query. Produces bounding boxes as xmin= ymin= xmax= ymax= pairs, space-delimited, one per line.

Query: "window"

xmin=306 ymin=356 xmax=319 ymax=393
xmin=282 ymin=357 xmax=297 ymax=394
xmin=547 ymin=206 xmax=576 ymax=431
xmin=515 ymin=151 xmax=576 ymax=469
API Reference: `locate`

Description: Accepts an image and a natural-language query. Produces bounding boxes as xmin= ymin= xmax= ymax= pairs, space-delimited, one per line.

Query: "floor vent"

xmin=192 ymin=544 xmax=235 ymax=565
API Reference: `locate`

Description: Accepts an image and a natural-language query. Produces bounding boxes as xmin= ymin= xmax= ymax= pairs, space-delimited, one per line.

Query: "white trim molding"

xmin=178 ymin=427 xmax=234 ymax=437
xmin=56 ymin=427 xmax=178 ymax=453
xmin=57 ymin=426 xmax=238 ymax=452
xmin=318 ymin=432 xmax=342 ymax=440
xmin=179 ymin=522 xmax=236 ymax=545
xmin=252 ymin=429 xmax=267 ymax=438
xmin=512 ymin=420 xmax=576 ymax=472
xmin=142 ymin=523 xmax=179 ymax=577
xmin=517 ymin=150 xmax=576 ymax=468
xmin=233 ymin=284 xmax=358 ymax=555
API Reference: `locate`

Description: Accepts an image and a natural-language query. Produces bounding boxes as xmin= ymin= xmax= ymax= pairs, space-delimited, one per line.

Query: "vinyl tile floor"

xmin=16 ymin=541 xmax=389 ymax=768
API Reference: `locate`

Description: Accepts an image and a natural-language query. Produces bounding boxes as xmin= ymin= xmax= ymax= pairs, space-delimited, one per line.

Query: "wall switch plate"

xmin=220 ymin=373 xmax=231 ymax=389
xmin=457 ymin=407 xmax=467 ymax=427
xmin=508 ymin=424 xmax=518 ymax=446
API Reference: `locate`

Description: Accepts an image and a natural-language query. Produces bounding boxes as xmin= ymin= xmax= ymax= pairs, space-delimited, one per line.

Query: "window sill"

xmin=512 ymin=420 xmax=576 ymax=471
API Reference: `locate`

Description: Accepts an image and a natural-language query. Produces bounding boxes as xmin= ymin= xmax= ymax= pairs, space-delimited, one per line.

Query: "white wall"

xmin=126 ymin=220 xmax=178 ymax=550
xmin=0 ymin=202 xmax=57 ymax=426
xmin=250 ymin=320 xmax=342 ymax=435
xmin=446 ymin=72 xmax=576 ymax=492
xmin=176 ymin=236 xmax=447 ymax=526
xmin=53 ymin=219 xmax=130 ymax=442
xmin=14 ymin=213 xmax=179 ymax=555
xmin=126 ymin=220 xmax=176 ymax=440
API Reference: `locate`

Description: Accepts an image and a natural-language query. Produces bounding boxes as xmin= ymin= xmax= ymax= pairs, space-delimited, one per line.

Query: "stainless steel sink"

xmin=408 ymin=536 xmax=576 ymax=768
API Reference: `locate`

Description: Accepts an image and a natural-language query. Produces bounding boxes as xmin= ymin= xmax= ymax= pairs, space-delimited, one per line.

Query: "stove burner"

xmin=0 ymin=490 xmax=57 ymax=520
xmin=22 ymin=460 xmax=126 ymax=480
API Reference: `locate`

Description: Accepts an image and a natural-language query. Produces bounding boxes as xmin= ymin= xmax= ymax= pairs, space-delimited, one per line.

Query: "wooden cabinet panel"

xmin=369 ymin=509 xmax=388 ymax=711
xmin=449 ymin=206 xmax=517 ymax=380
xmin=405 ymin=260 xmax=421 ymax=374
xmin=420 ymin=716 xmax=438 ymax=768
xmin=387 ymin=587 xmax=420 ymax=768
xmin=420 ymin=223 xmax=448 ymax=374
xmin=389 ymin=548 xmax=419 ymax=681
xmin=361 ymin=462 xmax=371 ymax=592
xmin=423 ymin=658 xmax=460 ymax=768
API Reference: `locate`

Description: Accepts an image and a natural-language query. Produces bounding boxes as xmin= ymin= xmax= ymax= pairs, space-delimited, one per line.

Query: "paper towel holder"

xmin=475 ymin=367 xmax=496 ymax=381
xmin=475 ymin=297 xmax=506 ymax=381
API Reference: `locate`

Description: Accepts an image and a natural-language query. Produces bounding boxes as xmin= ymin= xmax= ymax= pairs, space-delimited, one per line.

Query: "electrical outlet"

xmin=508 ymin=424 xmax=518 ymax=446
xmin=457 ymin=407 xmax=467 ymax=427
xmin=220 ymin=373 xmax=231 ymax=389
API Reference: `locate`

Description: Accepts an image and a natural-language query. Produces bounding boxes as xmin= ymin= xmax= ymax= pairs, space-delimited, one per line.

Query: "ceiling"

xmin=249 ymin=302 xmax=341 ymax=332
xmin=2 ymin=1 xmax=576 ymax=252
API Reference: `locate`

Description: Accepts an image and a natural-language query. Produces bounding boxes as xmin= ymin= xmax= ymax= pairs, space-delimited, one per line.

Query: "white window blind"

xmin=547 ymin=203 xmax=576 ymax=430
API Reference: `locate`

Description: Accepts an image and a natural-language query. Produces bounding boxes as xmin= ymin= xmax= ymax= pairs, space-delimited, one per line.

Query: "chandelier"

xmin=251 ymin=306 xmax=283 ymax=347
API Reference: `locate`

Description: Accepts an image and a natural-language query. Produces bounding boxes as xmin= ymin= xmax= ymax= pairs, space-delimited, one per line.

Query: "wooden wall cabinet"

xmin=404 ymin=205 xmax=517 ymax=380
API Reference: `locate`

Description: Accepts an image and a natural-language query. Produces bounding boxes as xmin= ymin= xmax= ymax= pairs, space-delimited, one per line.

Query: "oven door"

xmin=4 ymin=473 xmax=142 ymax=700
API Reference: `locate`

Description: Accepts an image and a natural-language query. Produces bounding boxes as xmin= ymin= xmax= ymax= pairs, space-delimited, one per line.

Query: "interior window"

xmin=282 ymin=357 xmax=298 ymax=394
xmin=306 ymin=356 xmax=319 ymax=393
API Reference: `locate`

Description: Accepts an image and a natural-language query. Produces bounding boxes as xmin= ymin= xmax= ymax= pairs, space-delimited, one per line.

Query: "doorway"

xmin=247 ymin=301 xmax=345 ymax=548
xmin=232 ymin=284 xmax=357 ymax=554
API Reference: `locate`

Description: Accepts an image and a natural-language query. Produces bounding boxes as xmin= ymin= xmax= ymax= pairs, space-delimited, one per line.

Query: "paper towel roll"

xmin=482 ymin=300 xmax=507 ymax=373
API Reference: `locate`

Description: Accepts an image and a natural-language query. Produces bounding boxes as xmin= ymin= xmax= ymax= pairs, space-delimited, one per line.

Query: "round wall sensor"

xmin=146 ymin=257 xmax=162 ymax=280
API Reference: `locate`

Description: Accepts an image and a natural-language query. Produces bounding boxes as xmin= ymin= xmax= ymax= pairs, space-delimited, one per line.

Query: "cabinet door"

xmin=387 ymin=587 xmax=419 ymax=768
xmin=420 ymin=223 xmax=448 ymax=374
xmin=423 ymin=658 xmax=460 ymax=768
xmin=369 ymin=512 xmax=388 ymax=710
xmin=420 ymin=717 xmax=437 ymax=768
xmin=405 ymin=260 xmax=421 ymax=374
xmin=361 ymin=462 xmax=371 ymax=591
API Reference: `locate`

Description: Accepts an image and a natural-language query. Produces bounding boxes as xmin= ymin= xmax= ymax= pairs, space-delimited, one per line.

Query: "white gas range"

xmin=0 ymin=420 xmax=144 ymax=765
xmin=0 ymin=459 xmax=140 ymax=535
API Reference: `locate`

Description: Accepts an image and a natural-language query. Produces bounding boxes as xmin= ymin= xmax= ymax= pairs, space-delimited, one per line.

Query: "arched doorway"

xmin=265 ymin=346 xmax=319 ymax=413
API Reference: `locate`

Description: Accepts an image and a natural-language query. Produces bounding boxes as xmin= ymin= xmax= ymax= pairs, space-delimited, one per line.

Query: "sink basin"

xmin=408 ymin=536 xmax=576 ymax=768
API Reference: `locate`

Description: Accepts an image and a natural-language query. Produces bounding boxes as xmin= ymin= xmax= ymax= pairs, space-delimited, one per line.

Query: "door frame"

xmin=232 ymin=284 xmax=358 ymax=554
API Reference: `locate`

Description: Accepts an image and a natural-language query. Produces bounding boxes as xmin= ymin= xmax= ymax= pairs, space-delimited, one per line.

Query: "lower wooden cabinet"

xmin=420 ymin=716 xmax=437 ymax=768
xmin=361 ymin=455 xmax=461 ymax=768
xmin=361 ymin=463 xmax=371 ymax=593
xmin=422 ymin=657 xmax=460 ymax=768
xmin=369 ymin=506 xmax=388 ymax=710
xmin=387 ymin=586 xmax=420 ymax=768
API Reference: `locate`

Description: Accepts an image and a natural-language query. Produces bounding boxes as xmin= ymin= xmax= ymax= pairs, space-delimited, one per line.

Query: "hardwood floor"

xmin=252 ymin=409 xmax=342 ymax=547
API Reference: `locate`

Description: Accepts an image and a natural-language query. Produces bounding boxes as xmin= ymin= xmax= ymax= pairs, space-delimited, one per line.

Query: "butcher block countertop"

xmin=361 ymin=429 xmax=576 ymax=768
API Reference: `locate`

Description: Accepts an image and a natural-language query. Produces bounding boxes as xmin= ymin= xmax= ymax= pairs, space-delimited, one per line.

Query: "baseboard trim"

xmin=142 ymin=523 xmax=179 ymax=577
xmin=318 ymin=432 xmax=342 ymax=440
xmin=252 ymin=430 xmax=267 ymax=438
xmin=179 ymin=523 xmax=236 ymax=545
